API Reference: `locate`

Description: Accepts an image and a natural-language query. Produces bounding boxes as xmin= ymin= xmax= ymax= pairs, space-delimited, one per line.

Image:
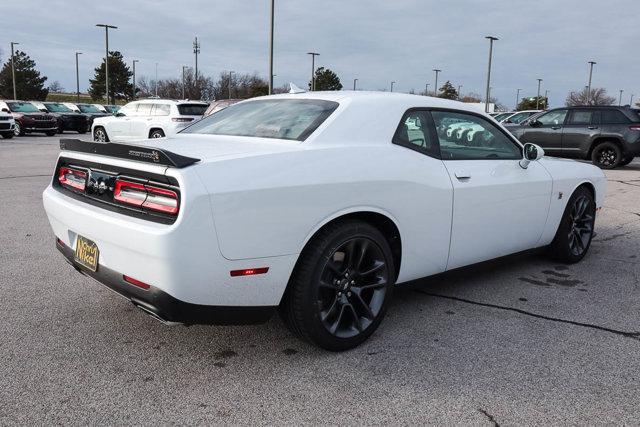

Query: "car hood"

xmin=124 ymin=133 xmax=302 ymax=163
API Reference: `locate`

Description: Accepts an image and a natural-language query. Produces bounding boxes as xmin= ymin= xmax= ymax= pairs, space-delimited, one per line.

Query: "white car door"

xmin=430 ymin=110 xmax=553 ymax=270
xmin=107 ymin=104 xmax=135 ymax=139
xmin=129 ymin=103 xmax=154 ymax=138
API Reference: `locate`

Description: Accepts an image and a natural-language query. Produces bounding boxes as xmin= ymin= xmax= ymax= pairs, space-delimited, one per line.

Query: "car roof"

xmin=134 ymin=98 xmax=208 ymax=105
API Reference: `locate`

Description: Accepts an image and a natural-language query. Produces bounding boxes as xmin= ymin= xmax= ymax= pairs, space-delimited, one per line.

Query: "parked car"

xmin=44 ymin=92 xmax=606 ymax=350
xmin=500 ymin=110 xmax=541 ymax=124
xmin=509 ymin=106 xmax=640 ymax=168
xmin=203 ymin=99 xmax=242 ymax=117
xmin=70 ymin=103 xmax=110 ymax=132
xmin=32 ymin=102 xmax=88 ymax=134
xmin=63 ymin=102 xmax=81 ymax=113
xmin=0 ymin=100 xmax=58 ymax=136
xmin=0 ymin=110 xmax=16 ymax=139
xmin=91 ymin=99 xmax=209 ymax=142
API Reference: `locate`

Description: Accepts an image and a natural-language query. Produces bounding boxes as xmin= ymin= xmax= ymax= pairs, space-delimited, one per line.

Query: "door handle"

xmin=551 ymin=126 xmax=561 ymax=130
xmin=454 ymin=170 xmax=471 ymax=180
xmin=587 ymin=126 xmax=598 ymax=130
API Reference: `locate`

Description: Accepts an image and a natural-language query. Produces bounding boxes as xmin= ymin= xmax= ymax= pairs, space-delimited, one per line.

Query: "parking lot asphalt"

xmin=1 ymin=135 xmax=639 ymax=425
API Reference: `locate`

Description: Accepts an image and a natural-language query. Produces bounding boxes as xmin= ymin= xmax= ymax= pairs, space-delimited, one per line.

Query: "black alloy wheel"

xmin=567 ymin=195 xmax=594 ymax=257
xmin=592 ymin=142 xmax=621 ymax=169
xmin=281 ymin=220 xmax=395 ymax=351
xmin=317 ymin=237 xmax=389 ymax=339
xmin=549 ymin=186 xmax=596 ymax=263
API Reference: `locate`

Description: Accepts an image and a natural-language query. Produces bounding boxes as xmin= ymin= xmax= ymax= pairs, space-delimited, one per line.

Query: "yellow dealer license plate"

xmin=74 ymin=235 xmax=99 ymax=272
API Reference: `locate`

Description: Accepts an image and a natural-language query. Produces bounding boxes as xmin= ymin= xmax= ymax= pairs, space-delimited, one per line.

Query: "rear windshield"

xmin=7 ymin=102 xmax=40 ymax=113
xmin=178 ymin=104 xmax=208 ymax=116
xmin=78 ymin=104 xmax=101 ymax=113
xmin=182 ymin=99 xmax=339 ymax=141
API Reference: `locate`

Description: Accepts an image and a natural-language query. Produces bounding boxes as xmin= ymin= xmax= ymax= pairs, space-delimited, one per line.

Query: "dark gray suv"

xmin=509 ymin=106 xmax=640 ymax=169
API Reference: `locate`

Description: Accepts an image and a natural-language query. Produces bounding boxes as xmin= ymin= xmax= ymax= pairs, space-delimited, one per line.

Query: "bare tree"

xmin=460 ymin=92 xmax=482 ymax=103
xmin=566 ymin=87 xmax=615 ymax=106
xmin=48 ymin=81 xmax=64 ymax=93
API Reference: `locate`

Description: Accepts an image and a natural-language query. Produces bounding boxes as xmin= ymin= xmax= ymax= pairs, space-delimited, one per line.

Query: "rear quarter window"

xmin=601 ymin=110 xmax=630 ymax=124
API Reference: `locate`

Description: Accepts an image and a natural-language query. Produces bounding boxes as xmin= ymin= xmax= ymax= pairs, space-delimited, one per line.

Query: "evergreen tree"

xmin=0 ymin=50 xmax=48 ymax=100
xmin=309 ymin=67 xmax=342 ymax=91
xmin=89 ymin=51 xmax=134 ymax=103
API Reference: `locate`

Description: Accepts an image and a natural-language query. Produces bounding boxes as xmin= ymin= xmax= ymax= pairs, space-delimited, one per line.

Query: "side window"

xmin=392 ymin=110 xmax=438 ymax=158
xmin=431 ymin=110 xmax=521 ymax=160
xmin=601 ymin=109 xmax=630 ymax=124
xmin=567 ymin=110 xmax=593 ymax=125
xmin=136 ymin=103 xmax=153 ymax=116
xmin=154 ymin=104 xmax=171 ymax=116
xmin=537 ymin=109 xmax=568 ymax=126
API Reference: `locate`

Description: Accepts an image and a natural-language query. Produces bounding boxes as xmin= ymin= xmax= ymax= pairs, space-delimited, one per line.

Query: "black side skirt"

xmin=56 ymin=240 xmax=276 ymax=326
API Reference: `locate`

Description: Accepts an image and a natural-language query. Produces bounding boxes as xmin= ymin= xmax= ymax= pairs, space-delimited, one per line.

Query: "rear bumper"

xmin=56 ymin=239 xmax=276 ymax=325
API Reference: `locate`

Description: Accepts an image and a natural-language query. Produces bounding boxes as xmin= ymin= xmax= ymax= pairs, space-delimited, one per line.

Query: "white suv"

xmin=91 ymin=99 xmax=209 ymax=142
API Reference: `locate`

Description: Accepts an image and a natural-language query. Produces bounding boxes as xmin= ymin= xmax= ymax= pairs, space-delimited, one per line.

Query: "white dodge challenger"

xmin=43 ymin=92 xmax=606 ymax=351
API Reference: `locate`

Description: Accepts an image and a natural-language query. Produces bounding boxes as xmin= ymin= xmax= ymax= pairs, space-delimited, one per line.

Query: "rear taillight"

xmin=172 ymin=117 xmax=193 ymax=122
xmin=629 ymin=125 xmax=640 ymax=131
xmin=114 ymin=179 xmax=179 ymax=215
xmin=58 ymin=166 xmax=87 ymax=191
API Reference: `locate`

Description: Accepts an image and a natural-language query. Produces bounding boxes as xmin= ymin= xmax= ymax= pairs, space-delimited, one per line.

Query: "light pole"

xmin=619 ymin=89 xmax=623 ymax=106
xmin=515 ymin=88 xmax=522 ymax=109
xmin=353 ymin=78 xmax=358 ymax=90
xmin=229 ymin=71 xmax=235 ymax=99
xmin=424 ymin=83 xmax=430 ymax=96
xmin=268 ymin=0 xmax=275 ymax=94
xmin=390 ymin=81 xmax=395 ymax=92
xmin=536 ymin=78 xmax=543 ymax=110
xmin=182 ymin=66 xmax=188 ymax=99
xmin=586 ymin=61 xmax=596 ymax=105
xmin=96 ymin=24 xmax=117 ymax=104
xmin=132 ymin=59 xmax=138 ymax=100
xmin=307 ymin=52 xmax=319 ymax=91
xmin=10 ymin=42 xmax=19 ymax=100
xmin=457 ymin=85 xmax=462 ymax=99
xmin=155 ymin=62 xmax=158 ymax=97
xmin=631 ymin=94 xmax=635 ymax=106
xmin=433 ymin=69 xmax=441 ymax=97
xmin=75 ymin=52 xmax=82 ymax=103
xmin=484 ymin=36 xmax=498 ymax=113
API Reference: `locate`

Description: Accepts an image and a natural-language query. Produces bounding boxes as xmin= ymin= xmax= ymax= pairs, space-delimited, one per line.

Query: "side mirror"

xmin=520 ymin=143 xmax=544 ymax=169
xmin=116 ymin=112 xmax=126 ymax=117
xmin=529 ymin=120 xmax=541 ymax=127
xmin=39 ymin=108 xmax=47 ymax=112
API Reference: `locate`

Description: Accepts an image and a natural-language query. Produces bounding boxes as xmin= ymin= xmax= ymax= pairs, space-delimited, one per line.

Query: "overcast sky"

xmin=2 ymin=0 xmax=639 ymax=108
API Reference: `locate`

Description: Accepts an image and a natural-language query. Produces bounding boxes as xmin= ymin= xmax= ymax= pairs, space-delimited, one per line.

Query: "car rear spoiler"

xmin=59 ymin=139 xmax=200 ymax=168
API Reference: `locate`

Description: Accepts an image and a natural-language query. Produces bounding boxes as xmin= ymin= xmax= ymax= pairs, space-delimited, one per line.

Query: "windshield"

xmin=45 ymin=103 xmax=73 ymax=113
xmin=104 ymin=105 xmax=120 ymax=113
xmin=178 ymin=104 xmax=208 ymax=116
xmin=7 ymin=102 xmax=40 ymax=113
xmin=494 ymin=112 xmax=512 ymax=121
xmin=78 ymin=104 xmax=101 ymax=113
xmin=182 ymin=99 xmax=339 ymax=141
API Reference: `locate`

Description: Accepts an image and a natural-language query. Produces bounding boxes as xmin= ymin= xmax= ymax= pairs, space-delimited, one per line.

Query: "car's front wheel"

xmin=591 ymin=141 xmax=621 ymax=169
xmin=548 ymin=186 xmax=596 ymax=263
xmin=93 ymin=127 xmax=108 ymax=142
xmin=281 ymin=220 xmax=395 ymax=351
xmin=13 ymin=122 xmax=23 ymax=136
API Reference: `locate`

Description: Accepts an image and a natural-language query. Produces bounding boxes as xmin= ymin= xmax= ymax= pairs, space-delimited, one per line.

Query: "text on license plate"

xmin=74 ymin=235 xmax=99 ymax=272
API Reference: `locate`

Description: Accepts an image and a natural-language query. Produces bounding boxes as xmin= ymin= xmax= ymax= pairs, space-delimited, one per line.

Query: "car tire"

xmin=46 ymin=131 xmax=56 ymax=136
xmin=14 ymin=122 xmax=23 ymax=136
xmin=591 ymin=141 xmax=622 ymax=169
xmin=280 ymin=219 xmax=396 ymax=351
xmin=619 ymin=157 xmax=634 ymax=167
xmin=548 ymin=186 xmax=596 ymax=264
xmin=1 ymin=132 xmax=14 ymax=139
xmin=93 ymin=127 xmax=109 ymax=142
xmin=149 ymin=129 xmax=165 ymax=139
